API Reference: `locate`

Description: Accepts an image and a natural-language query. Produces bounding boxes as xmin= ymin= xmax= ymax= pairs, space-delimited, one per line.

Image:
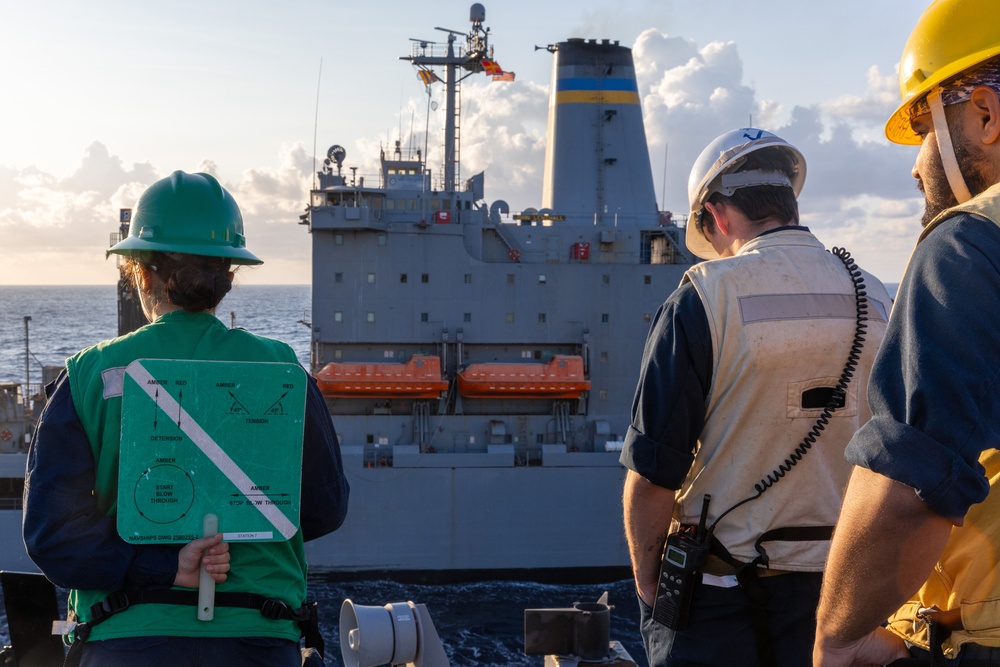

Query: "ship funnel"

xmin=542 ymin=39 xmax=658 ymax=225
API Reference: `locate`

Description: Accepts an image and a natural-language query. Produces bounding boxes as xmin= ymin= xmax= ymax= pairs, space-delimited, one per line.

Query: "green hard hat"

xmin=108 ymin=170 xmax=263 ymax=265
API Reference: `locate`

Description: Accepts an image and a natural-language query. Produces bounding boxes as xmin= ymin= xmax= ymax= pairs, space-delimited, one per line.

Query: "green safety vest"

xmin=66 ymin=310 xmax=306 ymax=642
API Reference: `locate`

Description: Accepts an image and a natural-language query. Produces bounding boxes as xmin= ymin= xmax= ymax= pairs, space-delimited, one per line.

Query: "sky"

xmin=0 ymin=0 xmax=932 ymax=286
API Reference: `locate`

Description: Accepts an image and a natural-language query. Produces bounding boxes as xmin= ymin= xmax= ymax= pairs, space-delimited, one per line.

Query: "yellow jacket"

xmin=887 ymin=184 xmax=1000 ymax=656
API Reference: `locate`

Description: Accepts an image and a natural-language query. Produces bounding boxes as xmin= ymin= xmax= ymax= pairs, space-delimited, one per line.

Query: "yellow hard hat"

xmin=886 ymin=0 xmax=1000 ymax=145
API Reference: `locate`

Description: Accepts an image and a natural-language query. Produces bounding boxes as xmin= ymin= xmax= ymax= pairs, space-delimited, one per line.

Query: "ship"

xmin=297 ymin=3 xmax=694 ymax=580
xmin=0 ymin=3 xmax=697 ymax=581
xmin=0 ymin=324 xmax=58 ymax=573
xmin=0 ymin=382 xmax=32 ymax=572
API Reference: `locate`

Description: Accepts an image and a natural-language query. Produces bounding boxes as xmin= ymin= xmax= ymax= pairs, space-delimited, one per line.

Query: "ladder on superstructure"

xmin=454 ymin=79 xmax=462 ymax=189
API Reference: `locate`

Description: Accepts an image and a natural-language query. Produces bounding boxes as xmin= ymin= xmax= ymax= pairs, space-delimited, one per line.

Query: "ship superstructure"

xmin=300 ymin=4 xmax=694 ymax=578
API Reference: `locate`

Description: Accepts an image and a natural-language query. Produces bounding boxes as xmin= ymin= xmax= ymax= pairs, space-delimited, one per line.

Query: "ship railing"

xmin=311 ymin=171 xmax=382 ymax=195
xmin=311 ymin=171 xmax=468 ymax=201
xmin=515 ymin=447 xmax=544 ymax=467
xmin=2 ymin=381 xmax=45 ymax=413
xmin=0 ymin=497 xmax=22 ymax=511
xmin=408 ymin=42 xmax=473 ymax=60
xmin=26 ymin=381 xmax=44 ymax=403
xmin=363 ymin=445 xmax=394 ymax=469
xmin=490 ymin=223 xmax=517 ymax=254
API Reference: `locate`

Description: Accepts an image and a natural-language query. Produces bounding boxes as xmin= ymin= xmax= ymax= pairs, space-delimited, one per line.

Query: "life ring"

xmin=0 ymin=429 xmax=12 ymax=442
xmin=509 ymin=249 xmax=521 ymax=261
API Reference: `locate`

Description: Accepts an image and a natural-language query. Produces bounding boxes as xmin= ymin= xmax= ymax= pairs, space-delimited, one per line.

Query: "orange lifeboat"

xmin=456 ymin=355 xmax=590 ymax=399
xmin=316 ymin=355 xmax=448 ymax=398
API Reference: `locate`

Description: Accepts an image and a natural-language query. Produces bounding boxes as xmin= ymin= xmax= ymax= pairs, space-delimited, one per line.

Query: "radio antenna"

xmin=409 ymin=109 xmax=416 ymax=154
xmin=661 ymin=143 xmax=668 ymax=212
xmin=312 ymin=57 xmax=323 ymax=192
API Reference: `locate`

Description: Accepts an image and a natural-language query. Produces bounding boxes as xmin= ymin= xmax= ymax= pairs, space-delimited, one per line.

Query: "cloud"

xmin=225 ymin=143 xmax=315 ymax=280
xmin=59 ymin=142 xmax=159 ymax=198
xmin=0 ymin=28 xmax=923 ymax=285
xmin=0 ymin=145 xmax=150 ymax=285
xmin=450 ymin=81 xmax=549 ymax=207
xmin=0 ymin=142 xmax=314 ymax=285
xmin=821 ymin=65 xmax=901 ymax=132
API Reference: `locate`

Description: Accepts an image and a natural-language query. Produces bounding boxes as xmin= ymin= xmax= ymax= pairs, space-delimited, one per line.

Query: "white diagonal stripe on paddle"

xmin=128 ymin=361 xmax=296 ymax=540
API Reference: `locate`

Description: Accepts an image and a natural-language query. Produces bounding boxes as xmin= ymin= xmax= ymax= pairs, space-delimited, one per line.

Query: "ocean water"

xmin=0 ymin=284 xmax=647 ymax=666
xmin=0 ymin=284 xmax=312 ymax=386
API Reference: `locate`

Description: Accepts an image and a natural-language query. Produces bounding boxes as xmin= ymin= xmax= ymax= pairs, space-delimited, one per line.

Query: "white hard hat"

xmin=686 ymin=128 xmax=806 ymax=260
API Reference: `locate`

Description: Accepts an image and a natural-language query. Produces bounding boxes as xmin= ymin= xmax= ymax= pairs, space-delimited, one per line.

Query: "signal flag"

xmin=417 ymin=69 xmax=442 ymax=85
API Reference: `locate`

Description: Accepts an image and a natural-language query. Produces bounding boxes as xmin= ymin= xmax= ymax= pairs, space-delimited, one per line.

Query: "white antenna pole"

xmin=409 ymin=110 xmax=416 ymax=154
xmin=23 ymin=316 xmax=31 ymax=408
xmin=399 ymin=78 xmax=405 ymax=144
xmin=424 ymin=88 xmax=432 ymax=171
xmin=660 ymin=143 xmax=668 ymax=212
xmin=312 ymin=57 xmax=323 ymax=192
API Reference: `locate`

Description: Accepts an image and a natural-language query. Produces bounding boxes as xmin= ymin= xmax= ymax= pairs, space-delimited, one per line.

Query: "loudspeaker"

xmin=339 ymin=599 xmax=450 ymax=667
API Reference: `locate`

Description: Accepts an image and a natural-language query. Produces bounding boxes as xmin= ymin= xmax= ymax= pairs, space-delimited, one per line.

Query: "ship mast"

xmin=403 ymin=3 xmax=493 ymax=193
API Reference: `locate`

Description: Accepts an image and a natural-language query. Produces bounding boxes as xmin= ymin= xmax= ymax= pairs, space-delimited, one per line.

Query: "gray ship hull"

xmin=0 ymin=453 xmax=32 ymax=572
xmin=306 ymin=450 xmax=629 ymax=578
xmin=0 ymin=451 xmax=631 ymax=577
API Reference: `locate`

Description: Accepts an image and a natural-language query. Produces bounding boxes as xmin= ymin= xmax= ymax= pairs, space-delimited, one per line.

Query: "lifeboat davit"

xmin=456 ymin=355 xmax=590 ymax=399
xmin=316 ymin=355 xmax=448 ymax=398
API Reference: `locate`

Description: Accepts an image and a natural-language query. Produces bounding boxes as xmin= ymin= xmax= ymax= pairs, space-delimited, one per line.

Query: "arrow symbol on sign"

xmin=153 ymin=389 xmax=159 ymax=429
xmin=177 ymin=388 xmax=184 ymax=427
xmin=232 ymin=492 xmax=291 ymax=497
xmin=227 ymin=391 xmax=249 ymax=415
xmin=264 ymin=392 xmax=288 ymax=416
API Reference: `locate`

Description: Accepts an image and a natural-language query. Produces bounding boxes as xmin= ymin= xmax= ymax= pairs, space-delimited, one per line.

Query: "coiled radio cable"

xmin=708 ymin=246 xmax=869 ymax=534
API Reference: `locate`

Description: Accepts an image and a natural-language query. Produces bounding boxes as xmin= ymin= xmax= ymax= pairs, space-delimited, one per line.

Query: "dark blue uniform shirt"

xmin=619 ymin=281 xmax=712 ymax=490
xmin=846 ymin=213 xmax=1000 ymax=520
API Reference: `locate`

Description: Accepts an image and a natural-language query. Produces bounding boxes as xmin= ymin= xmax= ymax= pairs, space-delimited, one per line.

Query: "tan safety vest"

xmin=677 ymin=229 xmax=890 ymax=570
xmin=886 ymin=183 xmax=1000 ymax=656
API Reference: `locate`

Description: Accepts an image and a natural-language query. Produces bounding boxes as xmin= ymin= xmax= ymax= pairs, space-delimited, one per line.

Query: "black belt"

xmin=63 ymin=588 xmax=323 ymax=667
xmin=88 ymin=589 xmax=314 ymax=625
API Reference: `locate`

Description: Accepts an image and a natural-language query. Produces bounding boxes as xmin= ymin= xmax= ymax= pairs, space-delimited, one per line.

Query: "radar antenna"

xmin=408 ymin=38 xmax=437 ymax=55
xmin=401 ymin=4 xmax=500 ymax=193
xmin=327 ymin=145 xmax=346 ymax=177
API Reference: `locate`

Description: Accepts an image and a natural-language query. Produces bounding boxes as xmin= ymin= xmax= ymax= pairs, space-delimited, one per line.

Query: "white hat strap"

xmin=928 ymin=88 xmax=973 ymax=204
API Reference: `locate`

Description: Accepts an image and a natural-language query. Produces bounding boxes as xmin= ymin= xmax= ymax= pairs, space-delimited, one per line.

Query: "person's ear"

xmin=134 ymin=265 xmax=149 ymax=292
xmin=704 ymin=201 xmax=730 ymax=237
xmin=969 ymin=85 xmax=1000 ymax=146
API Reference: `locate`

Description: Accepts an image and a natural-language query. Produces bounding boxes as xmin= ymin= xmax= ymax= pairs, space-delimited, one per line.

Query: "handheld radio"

xmin=652 ymin=494 xmax=712 ymax=630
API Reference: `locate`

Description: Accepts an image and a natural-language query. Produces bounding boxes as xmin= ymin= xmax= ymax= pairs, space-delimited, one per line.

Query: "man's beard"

xmin=920 ymin=153 xmax=959 ymax=227
xmin=921 ymin=120 xmax=991 ymax=227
